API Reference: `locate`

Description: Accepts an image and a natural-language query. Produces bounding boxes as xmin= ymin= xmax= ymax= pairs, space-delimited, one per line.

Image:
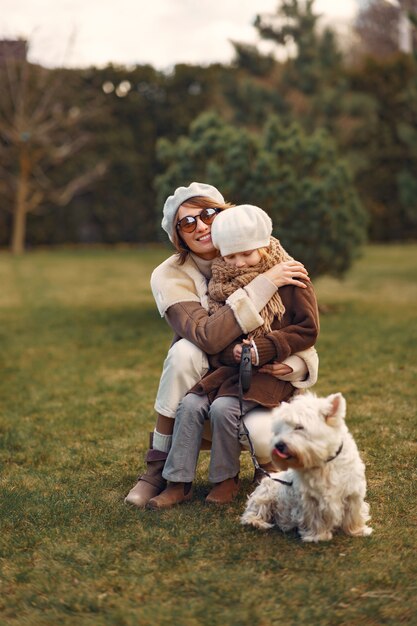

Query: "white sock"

xmin=153 ymin=429 xmax=172 ymax=453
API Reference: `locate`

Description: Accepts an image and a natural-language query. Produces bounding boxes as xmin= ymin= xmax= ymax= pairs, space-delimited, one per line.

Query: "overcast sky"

xmin=1 ymin=0 xmax=359 ymax=69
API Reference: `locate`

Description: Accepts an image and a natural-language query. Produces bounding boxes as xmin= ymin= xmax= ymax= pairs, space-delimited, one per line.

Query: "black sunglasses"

xmin=176 ymin=208 xmax=221 ymax=233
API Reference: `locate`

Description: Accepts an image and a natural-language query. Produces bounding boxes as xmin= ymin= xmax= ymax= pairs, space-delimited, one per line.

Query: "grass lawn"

xmin=0 ymin=244 xmax=416 ymax=626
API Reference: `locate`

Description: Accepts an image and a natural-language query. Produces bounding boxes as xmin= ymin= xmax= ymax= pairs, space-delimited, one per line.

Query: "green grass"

xmin=0 ymin=244 xmax=416 ymax=626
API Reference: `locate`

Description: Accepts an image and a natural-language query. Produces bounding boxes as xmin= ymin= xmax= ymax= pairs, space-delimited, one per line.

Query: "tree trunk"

xmin=11 ymin=144 xmax=30 ymax=255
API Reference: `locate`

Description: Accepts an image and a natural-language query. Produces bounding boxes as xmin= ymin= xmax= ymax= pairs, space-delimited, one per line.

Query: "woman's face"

xmin=176 ymin=205 xmax=219 ymax=260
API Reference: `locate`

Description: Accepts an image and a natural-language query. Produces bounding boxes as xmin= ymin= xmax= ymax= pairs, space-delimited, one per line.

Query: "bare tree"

xmin=354 ymin=0 xmax=417 ymax=59
xmin=0 ymin=41 xmax=106 ymax=254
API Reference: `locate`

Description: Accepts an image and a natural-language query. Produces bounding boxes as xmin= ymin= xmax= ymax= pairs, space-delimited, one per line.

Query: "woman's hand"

xmin=258 ymin=361 xmax=293 ymax=377
xmin=263 ymin=260 xmax=310 ymax=289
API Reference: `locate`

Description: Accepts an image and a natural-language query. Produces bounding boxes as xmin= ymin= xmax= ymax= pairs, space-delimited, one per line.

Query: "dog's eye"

xmin=294 ymin=425 xmax=304 ymax=431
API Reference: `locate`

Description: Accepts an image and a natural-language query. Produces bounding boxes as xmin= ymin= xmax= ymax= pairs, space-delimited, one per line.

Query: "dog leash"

xmin=238 ymin=345 xmax=293 ymax=487
xmin=325 ymin=442 xmax=344 ymax=462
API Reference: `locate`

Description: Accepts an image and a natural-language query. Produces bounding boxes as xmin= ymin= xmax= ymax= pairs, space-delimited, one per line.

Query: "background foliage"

xmin=1 ymin=0 xmax=416 ymax=258
xmin=156 ymin=111 xmax=367 ymax=278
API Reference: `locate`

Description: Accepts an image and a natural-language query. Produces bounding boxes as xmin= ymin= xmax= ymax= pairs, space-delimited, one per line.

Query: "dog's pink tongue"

xmin=273 ymin=448 xmax=290 ymax=460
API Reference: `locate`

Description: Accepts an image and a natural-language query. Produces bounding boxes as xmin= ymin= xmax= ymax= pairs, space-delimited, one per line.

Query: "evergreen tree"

xmin=254 ymin=0 xmax=342 ymax=94
xmin=346 ymin=54 xmax=417 ymax=240
xmin=231 ymin=41 xmax=275 ymax=76
xmin=228 ymin=0 xmax=346 ymax=135
xmin=155 ymin=111 xmax=367 ymax=278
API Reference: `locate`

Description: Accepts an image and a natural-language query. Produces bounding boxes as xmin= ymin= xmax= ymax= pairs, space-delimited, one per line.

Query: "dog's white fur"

xmin=241 ymin=392 xmax=373 ymax=542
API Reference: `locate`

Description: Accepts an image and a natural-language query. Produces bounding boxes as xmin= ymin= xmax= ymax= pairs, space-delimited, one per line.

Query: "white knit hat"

xmin=211 ymin=204 xmax=272 ymax=256
xmin=162 ymin=182 xmax=225 ymax=241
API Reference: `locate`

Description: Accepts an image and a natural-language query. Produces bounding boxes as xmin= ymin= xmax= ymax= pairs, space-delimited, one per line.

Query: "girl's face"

xmin=176 ymin=205 xmax=219 ymax=260
xmin=223 ymin=249 xmax=262 ymax=268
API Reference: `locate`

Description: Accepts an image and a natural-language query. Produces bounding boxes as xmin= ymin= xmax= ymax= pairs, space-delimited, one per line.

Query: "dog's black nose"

xmin=275 ymin=442 xmax=288 ymax=454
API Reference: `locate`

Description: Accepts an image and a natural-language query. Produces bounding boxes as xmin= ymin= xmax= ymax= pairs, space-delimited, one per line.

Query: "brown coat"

xmin=190 ymin=282 xmax=319 ymax=408
xmin=164 ymin=299 xmax=249 ymax=354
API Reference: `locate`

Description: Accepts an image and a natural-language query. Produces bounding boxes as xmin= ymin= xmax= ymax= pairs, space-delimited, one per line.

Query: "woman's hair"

xmin=172 ymin=196 xmax=234 ymax=265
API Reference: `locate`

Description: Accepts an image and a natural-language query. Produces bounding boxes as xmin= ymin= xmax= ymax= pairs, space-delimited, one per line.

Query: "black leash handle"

xmin=238 ymin=342 xmax=293 ymax=487
xmin=239 ymin=344 xmax=252 ymax=393
xmin=238 ymin=343 xmax=262 ymax=471
xmin=238 ymin=342 xmax=254 ymax=457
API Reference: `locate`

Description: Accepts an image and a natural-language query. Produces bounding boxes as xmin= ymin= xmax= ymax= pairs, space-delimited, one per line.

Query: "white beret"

xmin=162 ymin=182 xmax=225 ymax=241
xmin=211 ymin=204 xmax=272 ymax=256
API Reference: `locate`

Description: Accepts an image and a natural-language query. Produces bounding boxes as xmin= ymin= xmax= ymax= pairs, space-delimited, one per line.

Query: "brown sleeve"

xmin=207 ymin=344 xmax=237 ymax=369
xmin=253 ymin=282 xmax=320 ymax=365
xmin=213 ymin=341 xmax=241 ymax=368
xmin=164 ymin=301 xmax=246 ymax=355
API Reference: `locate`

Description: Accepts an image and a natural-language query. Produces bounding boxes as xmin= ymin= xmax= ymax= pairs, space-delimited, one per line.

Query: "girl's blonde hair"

xmin=172 ymin=196 xmax=234 ymax=265
xmin=257 ymin=246 xmax=270 ymax=261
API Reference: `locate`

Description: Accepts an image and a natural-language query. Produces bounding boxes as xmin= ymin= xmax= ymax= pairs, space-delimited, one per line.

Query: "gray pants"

xmin=163 ymin=393 xmax=258 ymax=484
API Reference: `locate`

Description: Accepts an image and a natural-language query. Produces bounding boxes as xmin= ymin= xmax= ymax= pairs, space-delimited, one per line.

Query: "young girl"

xmin=147 ymin=204 xmax=319 ymax=509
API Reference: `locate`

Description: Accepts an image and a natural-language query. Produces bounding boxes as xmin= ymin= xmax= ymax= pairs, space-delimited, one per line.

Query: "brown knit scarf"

xmin=208 ymin=237 xmax=292 ymax=339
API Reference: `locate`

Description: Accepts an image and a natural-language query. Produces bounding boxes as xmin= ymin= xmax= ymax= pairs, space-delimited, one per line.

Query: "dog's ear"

xmin=323 ymin=393 xmax=346 ymax=426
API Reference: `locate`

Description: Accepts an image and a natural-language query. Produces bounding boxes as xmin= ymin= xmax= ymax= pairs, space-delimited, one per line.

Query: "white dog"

xmin=241 ymin=392 xmax=373 ymax=542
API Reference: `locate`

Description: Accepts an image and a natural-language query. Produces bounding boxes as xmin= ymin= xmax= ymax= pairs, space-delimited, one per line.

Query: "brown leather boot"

xmin=124 ymin=435 xmax=168 ymax=508
xmin=147 ymin=482 xmax=193 ymax=510
xmin=253 ymin=461 xmax=276 ymax=485
xmin=206 ymin=475 xmax=239 ymax=505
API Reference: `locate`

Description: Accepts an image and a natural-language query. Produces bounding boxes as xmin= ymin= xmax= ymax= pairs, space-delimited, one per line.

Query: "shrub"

xmin=155 ymin=111 xmax=367 ymax=279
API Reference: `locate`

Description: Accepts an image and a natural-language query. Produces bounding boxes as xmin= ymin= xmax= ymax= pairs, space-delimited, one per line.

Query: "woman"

xmin=147 ymin=204 xmax=319 ymax=509
xmin=125 ymin=182 xmax=318 ymax=507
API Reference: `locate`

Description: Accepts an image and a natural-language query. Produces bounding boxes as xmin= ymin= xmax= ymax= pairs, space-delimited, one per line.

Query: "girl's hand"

xmin=263 ymin=260 xmax=310 ymax=289
xmin=233 ymin=340 xmax=256 ymax=364
xmin=258 ymin=361 xmax=293 ymax=376
xmin=233 ymin=344 xmax=242 ymax=363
